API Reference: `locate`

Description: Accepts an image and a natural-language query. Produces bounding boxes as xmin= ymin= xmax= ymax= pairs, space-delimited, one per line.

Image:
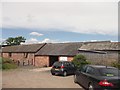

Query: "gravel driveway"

xmin=2 ymin=67 xmax=83 ymax=89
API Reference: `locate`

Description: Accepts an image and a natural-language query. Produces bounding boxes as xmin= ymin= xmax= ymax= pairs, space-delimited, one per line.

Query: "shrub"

xmin=0 ymin=57 xmax=2 ymax=64
xmin=0 ymin=57 xmax=17 ymax=70
xmin=2 ymin=58 xmax=14 ymax=64
xmin=2 ymin=63 xmax=17 ymax=70
xmin=72 ymin=54 xmax=90 ymax=69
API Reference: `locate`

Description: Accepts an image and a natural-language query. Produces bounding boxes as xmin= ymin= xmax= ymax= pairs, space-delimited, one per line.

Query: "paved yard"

xmin=2 ymin=67 xmax=83 ymax=89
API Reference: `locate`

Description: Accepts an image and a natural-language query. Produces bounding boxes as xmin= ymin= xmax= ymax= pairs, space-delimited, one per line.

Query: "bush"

xmin=111 ymin=61 xmax=120 ymax=69
xmin=2 ymin=63 xmax=17 ymax=70
xmin=0 ymin=57 xmax=17 ymax=70
xmin=0 ymin=57 xmax=2 ymax=64
xmin=72 ymin=54 xmax=90 ymax=69
xmin=2 ymin=58 xmax=14 ymax=64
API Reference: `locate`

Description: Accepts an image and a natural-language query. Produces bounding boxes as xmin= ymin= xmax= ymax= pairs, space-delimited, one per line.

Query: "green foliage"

xmin=1 ymin=57 xmax=17 ymax=70
xmin=111 ymin=61 xmax=120 ymax=69
xmin=0 ymin=57 xmax=2 ymax=64
xmin=2 ymin=63 xmax=17 ymax=70
xmin=2 ymin=58 xmax=14 ymax=64
xmin=6 ymin=36 xmax=26 ymax=46
xmin=72 ymin=54 xmax=90 ymax=69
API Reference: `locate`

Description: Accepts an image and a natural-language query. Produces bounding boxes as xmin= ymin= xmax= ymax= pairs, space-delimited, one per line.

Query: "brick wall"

xmin=2 ymin=52 xmax=35 ymax=65
xmin=35 ymin=56 xmax=49 ymax=67
xmin=11 ymin=53 xmax=24 ymax=61
xmin=67 ymin=56 xmax=74 ymax=61
xmin=27 ymin=53 xmax=34 ymax=65
xmin=2 ymin=53 xmax=9 ymax=58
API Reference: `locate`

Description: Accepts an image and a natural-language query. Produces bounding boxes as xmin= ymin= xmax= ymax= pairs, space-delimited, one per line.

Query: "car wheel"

xmin=88 ymin=83 xmax=94 ymax=90
xmin=74 ymin=75 xmax=77 ymax=83
xmin=51 ymin=73 xmax=55 ymax=75
xmin=63 ymin=71 xmax=67 ymax=77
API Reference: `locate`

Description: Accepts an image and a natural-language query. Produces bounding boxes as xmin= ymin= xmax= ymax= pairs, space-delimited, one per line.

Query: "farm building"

xmin=78 ymin=41 xmax=120 ymax=65
xmin=1 ymin=41 xmax=120 ymax=67
xmin=2 ymin=43 xmax=46 ymax=66
xmin=35 ymin=42 xmax=83 ymax=67
xmin=1 ymin=42 xmax=83 ymax=67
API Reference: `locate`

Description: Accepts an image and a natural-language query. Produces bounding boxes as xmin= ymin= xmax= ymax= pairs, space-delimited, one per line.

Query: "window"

xmin=69 ymin=63 xmax=74 ymax=67
xmin=81 ymin=65 xmax=87 ymax=72
xmin=86 ymin=66 xmax=95 ymax=75
xmin=99 ymin=68 xmax=120 ymax=76
xmin=53 ymin=62 xmax=62 ymax=67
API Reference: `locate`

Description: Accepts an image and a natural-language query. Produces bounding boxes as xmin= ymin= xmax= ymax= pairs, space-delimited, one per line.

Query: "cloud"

xmin=22 ymin=38 xmax=39 ymax=44
xmin=30 ymin=32 xmax=43 ymax=36
xmin=41 ymin=38 xmax=50 ymax=43
xmin=22 ymin=38 xmax=58 ymax=44
xmin=2 ymin=2 xmax=118 ymax=36
xmin=41 ymin=38 xmax=58 ymax=43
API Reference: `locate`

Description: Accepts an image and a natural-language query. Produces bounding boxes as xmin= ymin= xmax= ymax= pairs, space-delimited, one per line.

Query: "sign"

xmin=59 ymin=57 xmax=67 ymax=61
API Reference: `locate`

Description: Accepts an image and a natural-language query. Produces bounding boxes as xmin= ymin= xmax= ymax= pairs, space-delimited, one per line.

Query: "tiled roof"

xmin=2 ymin=43 xmax=46 ymax=53
xmin=79 ymin=42 xmax=120 ymax=51
xmin=35 ymin=42 xmax=83 ymax=56
xmin=2 ymin=41 xmax=119 ymax=55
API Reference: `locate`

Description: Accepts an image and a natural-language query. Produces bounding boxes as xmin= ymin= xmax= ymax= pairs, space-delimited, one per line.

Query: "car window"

xmin=63 ymin=62 xmax=71 ymax=66
xmin=81 ymin=65 xmax=87 ymax=72
xmin=63 ymin=62 xmax=68 ymax=66
xmin=69 ymin=63 xmax=75 ymax=67
xmin=66 ymin=62 xmax=71 ymax=66
xmin=53 ymin=62 xmax=61 ymax=67
xmin=99 ymin=68 xmax=120 ymax=76
xmin=86 ymin=66 xmax=95 ymax=75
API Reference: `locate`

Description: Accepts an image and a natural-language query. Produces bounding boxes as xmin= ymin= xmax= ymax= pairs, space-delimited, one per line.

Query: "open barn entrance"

xmin=49 ymin=56 xmax=58 ymax=67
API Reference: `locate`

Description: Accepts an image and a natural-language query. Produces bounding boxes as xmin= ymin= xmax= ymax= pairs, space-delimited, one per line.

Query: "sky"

xmin=1 ymin=0 xmax=119 ymax=44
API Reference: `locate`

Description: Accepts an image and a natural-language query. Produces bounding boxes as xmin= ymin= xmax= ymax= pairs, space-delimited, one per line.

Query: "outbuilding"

xmin=2 ymin=41 xmax=119 ymax=67
xmin=35 ymin=43 xmax=83 ymax=67
xmin=78 ymin=42 xmax=120 ymax=65
xmin=2 ymin=43 xmax=46 ymax=66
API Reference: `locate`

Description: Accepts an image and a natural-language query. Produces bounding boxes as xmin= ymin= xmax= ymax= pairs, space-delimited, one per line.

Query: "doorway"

xmin=49 ymin=56 xmax=58 ymax=67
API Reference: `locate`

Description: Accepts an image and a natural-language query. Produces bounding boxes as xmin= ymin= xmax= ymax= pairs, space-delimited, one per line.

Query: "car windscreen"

xmin=98 ymin=68 xmax=120 ymax=76
xmin=53 ymin=62 xmax=62 ymax=67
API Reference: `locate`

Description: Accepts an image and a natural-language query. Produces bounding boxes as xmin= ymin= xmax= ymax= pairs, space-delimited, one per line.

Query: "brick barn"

xmin=35 ymin=43 xmax=83 ymax=67
xmin=78 ymin=42 xmax=120 ymax=65
xmin=1 ymin=41 xmax=119 ymax=67
xmin=2 ymin=43 xmax=46 ymax=66
xmin=1 ymin=42 xmax=83 ymax=67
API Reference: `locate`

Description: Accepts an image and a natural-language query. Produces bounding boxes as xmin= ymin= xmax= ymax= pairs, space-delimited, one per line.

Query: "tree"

xmin=72 ymin=54 xmax=90 ymax=69
xmin=6 ymin=36 xmax=26 ymax=46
